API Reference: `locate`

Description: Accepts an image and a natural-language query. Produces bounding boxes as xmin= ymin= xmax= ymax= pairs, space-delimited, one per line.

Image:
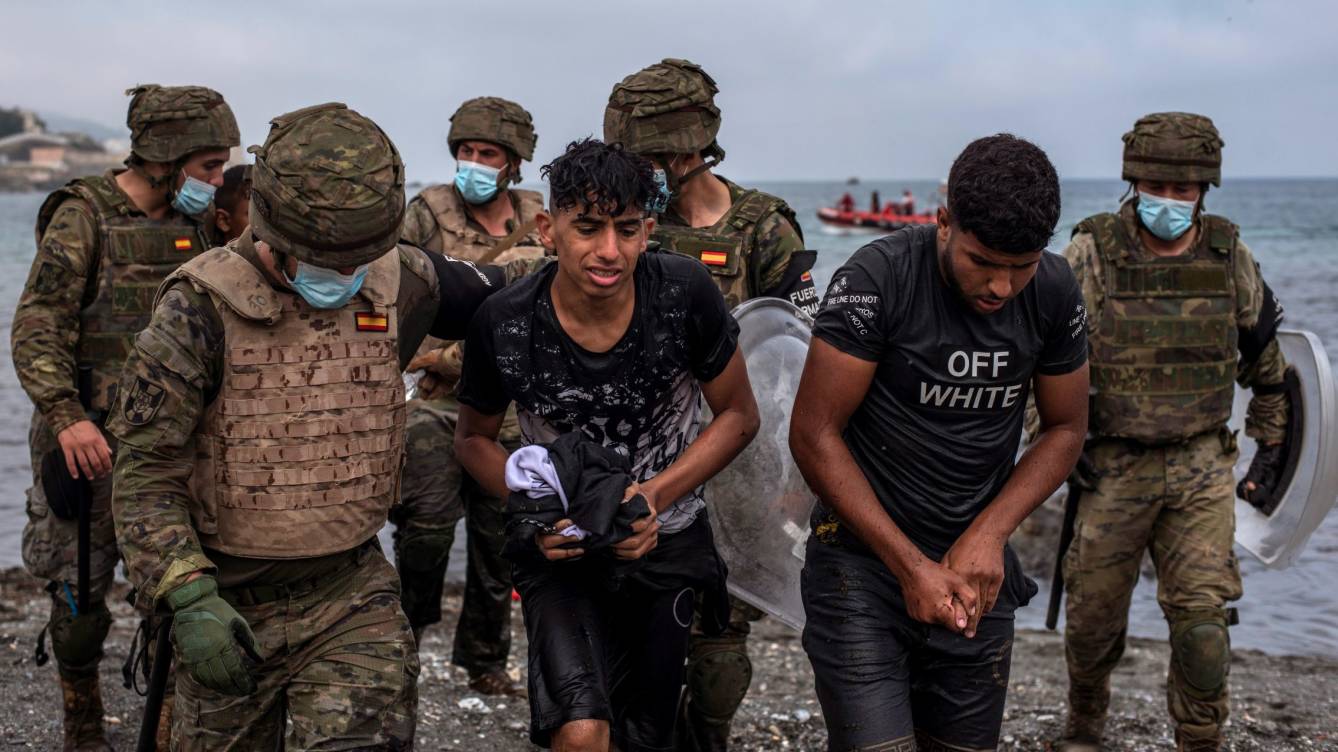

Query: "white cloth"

xmin=504 ymin=445 xmax=586 ymax=539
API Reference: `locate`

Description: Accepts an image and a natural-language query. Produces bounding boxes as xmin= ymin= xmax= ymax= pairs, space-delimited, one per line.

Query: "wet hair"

xmin=947 ymin=134 xmax=1060 ymax=254
xmin=541 ymin=138 xmax=657 ymax=217
xmin=214 ymin=164 xmax=251 ymax=215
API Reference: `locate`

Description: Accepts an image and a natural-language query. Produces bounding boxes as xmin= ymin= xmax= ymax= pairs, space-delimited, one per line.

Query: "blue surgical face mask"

xmin=172 ymin=171 xmax=216 ymax=216
xmin=454 ymin=160 xmax=502 ymax=205
xmin=283 ymin=259 xmax=369 ymax=309
xmin=648 ymin=169 xmax=672 ymax=213
xmin=1137 ymin=192 xmax=1196 ymax=241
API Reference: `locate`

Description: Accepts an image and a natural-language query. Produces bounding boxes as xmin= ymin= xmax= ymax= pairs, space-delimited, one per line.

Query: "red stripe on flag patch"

xmin=174 ymin=237 xmax=193 ymax=251
xmin=700 ymin=251 xmax=728 ymax=266
xmin=801 ymin=271 xmax=812 ymax=282
xmin=355 ymin=312 xmax=389 ymax=332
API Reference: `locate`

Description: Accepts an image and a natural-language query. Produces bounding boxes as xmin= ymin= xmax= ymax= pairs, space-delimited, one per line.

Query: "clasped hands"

xmin=900 ymin=528 xmax=1006 ymax=639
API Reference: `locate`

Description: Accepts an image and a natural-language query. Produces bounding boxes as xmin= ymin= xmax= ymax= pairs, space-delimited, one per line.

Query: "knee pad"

xmin=49 ymin=597 xmax=111 ymax=671
xmin=1170 ymin=610 xmax=1230 ymax=698
xmin=686 ymin=637 xmax=753 ymax=724
xmin=396 ymin=531 xmax=452 ymax=628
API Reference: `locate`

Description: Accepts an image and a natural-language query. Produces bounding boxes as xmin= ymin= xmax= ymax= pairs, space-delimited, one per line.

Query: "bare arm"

xmin=789 ymin=338 xmax=974 ymax=632
xmin=639 ymin=348 xmax=759 ymax=513
xmin=942 ymin=363 xmax=1088 ymax=634
xmin=454 ymin=405 xmax=509 ymax=499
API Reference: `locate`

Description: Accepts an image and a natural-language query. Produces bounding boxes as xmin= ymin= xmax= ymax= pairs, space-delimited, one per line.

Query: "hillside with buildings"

xmin=0 ymin=106 xmax=126 ymax=192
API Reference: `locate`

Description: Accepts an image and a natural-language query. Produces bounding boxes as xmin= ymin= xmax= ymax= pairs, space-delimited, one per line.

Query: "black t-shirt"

xmin=812 ymin=225 xmax=1087 ymax=558
xmin=459 ymin=251 xmax=740 ymax=534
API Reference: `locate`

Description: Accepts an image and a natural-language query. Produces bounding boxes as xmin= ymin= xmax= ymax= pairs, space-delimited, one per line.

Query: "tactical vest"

xmin=415 ymin=184 xmax=545 ymax=263
xmin=652 ymin=185 xmax=798 ymax=309
xmin=1081 ymin=204 xmax=1240 ymax=443
xmin=35 ymin=171 xmax=210 ymax=411
xmin=169 ymin=243 xmax=405 ymax=558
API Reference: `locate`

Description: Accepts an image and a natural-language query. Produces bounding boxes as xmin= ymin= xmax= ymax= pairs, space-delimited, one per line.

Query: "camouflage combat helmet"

xmin=125 ymin=84 xmax=240 ymax=163
xmin=1122 ymin=112 xmax=1223 ymax=187
xmin=604 ymin=58 xmax=725 ymax=161
xmin=247 ymin=102 xmax=405 ymax=268
xmin=447 ymin=97 xmax=537 ymax=162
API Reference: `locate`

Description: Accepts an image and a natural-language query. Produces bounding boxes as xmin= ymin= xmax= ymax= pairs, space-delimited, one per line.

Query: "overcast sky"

xmin=4 ymin=0 xmax=1335 ymax=183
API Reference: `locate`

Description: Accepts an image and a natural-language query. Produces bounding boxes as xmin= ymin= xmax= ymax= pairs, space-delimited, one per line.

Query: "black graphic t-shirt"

xmin=459 ymin=251 xmax=739 ymax=534
xmin=813 ymin=225 xmax=1087 ymax=558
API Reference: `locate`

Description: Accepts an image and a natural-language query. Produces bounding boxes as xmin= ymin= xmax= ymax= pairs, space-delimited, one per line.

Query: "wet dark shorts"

xmin=801 ymin=539 xmax=1026 ymax=751
xmin=514 ymin=529 xmax=706 ymax=751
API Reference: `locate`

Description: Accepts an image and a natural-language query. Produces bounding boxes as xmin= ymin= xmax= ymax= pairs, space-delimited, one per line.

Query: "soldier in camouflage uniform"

xmin=11 ymin=84 xmax=238 ymax=751
xmin=106 ymin=102 xmax=515 ymax=749
xmin=604 ymin=58 xmax=818 ymax=752
xmin=1058 ymin=113 xmax=1291 ymax=752
xmin=391 ymin=97 xmax=544 ymax=696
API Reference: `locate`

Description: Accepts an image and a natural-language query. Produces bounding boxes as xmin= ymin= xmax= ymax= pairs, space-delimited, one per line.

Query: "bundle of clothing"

xmin=503 ymin=432 xmax=653 ymax=567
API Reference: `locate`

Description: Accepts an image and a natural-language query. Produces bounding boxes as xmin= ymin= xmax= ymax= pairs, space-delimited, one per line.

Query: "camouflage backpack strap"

xmin=1072 ymin=212 xmax=1129 ymax=269
xmin=34 ymin=173 xmax=127 ymax=243
xmin=1201 ymin=213 xmax=1239 ymax=257
xmin=417 ymin=184 xmax=468 ymax=235
xmin=164 ymin=239 xmax=281 ymax=324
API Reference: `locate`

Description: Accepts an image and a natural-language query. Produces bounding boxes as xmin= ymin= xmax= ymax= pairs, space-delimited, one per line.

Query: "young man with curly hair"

xmin=789 ymin=134 xmax=1090 ymax=751
xmin=455 ymin=138 xmax=759 ymax=751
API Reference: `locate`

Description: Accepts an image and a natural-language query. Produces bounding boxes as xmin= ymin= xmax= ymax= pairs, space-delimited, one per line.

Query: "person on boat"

xmin=901 ymin=188 xmax=917 ymax=215
xmin=454 ymin=138 xmax=760 ymax=752
xmin=838 ymin=192 xmax=856 ymax=213
xmin=1057 ymin=112 xmax=1291 ymax=752
xmin=603 ymin=57 xmax=817 ymax=751
xmin=790 ymin=133 xmax=1089 ymax=752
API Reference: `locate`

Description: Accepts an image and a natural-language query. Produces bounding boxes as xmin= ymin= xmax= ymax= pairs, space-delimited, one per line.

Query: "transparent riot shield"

xmin=705 ymin=298 xmax=815 ymax=630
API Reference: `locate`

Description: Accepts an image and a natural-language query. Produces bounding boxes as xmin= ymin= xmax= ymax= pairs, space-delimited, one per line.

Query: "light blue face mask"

xmin=172 ymin=172 xmax=216 ymax=216
xmin=283 ymin=259 xmax=369 ymax=309
xmin=1137 ymin=192 xmax=1196 ymax=241
xmin=648 ymin=169 xmax=672 ymax=213
xmin=454 ymin=160 xmax=502 ymax=205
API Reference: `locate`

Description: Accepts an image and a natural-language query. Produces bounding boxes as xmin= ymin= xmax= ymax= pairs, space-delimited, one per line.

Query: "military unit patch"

xmin=355 ymin=311 xmax=389 ymax=332
xmin=122 ymin=376 xmax=166 ymax=426
xmin=32 ymin=261 xmax=67 ymax=296
xmin=700 ymin=250 xmax=728 ymax=266
xmin=174 ymin=237 xmax=193 ymax=251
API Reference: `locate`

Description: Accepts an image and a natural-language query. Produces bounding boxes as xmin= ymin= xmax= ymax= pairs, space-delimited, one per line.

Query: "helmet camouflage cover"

xmin=247 ymin=102 xmax=405 ymax=268
xmin=604 ymin=58 xmax=725 ymax=161
xmin=447 ymin=97 xmax=537 ymax=161
xmin=125 ymin=84 xmax=240 ymax=163
xmin=1122 ymin=111 xmax=1223 ymax=187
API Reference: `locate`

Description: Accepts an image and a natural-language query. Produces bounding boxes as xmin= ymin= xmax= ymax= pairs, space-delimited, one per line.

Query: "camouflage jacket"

xmin=654 ymin=176 xmax=812 ymax=311
xmin=1065 ymin=220 xmax=1288 ymax=443
xmin=11 ymin=174 xmax=206 ymax=434
xmin=106 ymin=240 xmax=512 ymax=609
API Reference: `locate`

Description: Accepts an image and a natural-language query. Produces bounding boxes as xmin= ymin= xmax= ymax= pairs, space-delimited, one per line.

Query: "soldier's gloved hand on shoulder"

xmin=1068 ymin=452 xmax=1101 ymax=492
xmin=166 ymin=575 xmax=260 ymax=696
xmin=1238 ymin=441 xmax=1286 ymax=514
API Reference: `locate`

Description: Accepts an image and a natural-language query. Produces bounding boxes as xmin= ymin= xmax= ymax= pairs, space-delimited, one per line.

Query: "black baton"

xmin=136 ymin=615 xmax=174 ymax=752
xmin=1045 ymin=485 xmax=1082 ymax=631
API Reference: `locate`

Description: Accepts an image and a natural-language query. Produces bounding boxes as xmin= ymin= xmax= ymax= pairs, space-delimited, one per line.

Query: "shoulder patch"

xmin=122 ymin=376 xmax=166 ymax=426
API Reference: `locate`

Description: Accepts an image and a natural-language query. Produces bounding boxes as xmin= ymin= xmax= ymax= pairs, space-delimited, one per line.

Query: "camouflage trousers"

xmin=173 ymin=547 xmax=418 ymax=750
xmin=1064 ymin=430 xmax=1243 ymax=743
xmin=678 ymin=594 xmax=765 ymax=752
xmin=390 ymin=397 xmax=515 ymax=676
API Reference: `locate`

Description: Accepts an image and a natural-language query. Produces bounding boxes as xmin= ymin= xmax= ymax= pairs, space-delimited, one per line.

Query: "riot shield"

xmin=1232 ymin=329 xmax=1338 ymax=569
xmin=705 ymin=298 xmax=815 ymax=631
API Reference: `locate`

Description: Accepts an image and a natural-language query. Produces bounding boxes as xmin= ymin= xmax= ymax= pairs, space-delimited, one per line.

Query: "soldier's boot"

xmin=58 ymin=664 xmax=113 ymax=752
xmin=48 ymin=595 xmax=114 ymax=751
xmin=1174 ymin=729 xmax=1222 ymax=752
xmin=678 ymin=636 xmax=752 ymax=752
xmin=1056 ymin=677 xmax=1109 ymax=751
xmin=468 ymin=669 xmax=527 ymax=698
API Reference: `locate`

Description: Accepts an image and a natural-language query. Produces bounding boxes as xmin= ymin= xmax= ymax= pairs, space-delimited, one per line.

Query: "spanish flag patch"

xmin=801 ymin=270 xmax=812 ymax=282
xmin=174 ymin=237 xmax=193 ymax=251
xmin=700 ymin=250 xmax=728 ymax=266
xmin=355 ymin=311 xmax=389 ymax=332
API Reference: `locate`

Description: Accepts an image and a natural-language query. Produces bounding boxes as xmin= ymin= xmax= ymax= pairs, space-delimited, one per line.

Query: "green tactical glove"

xmin=165 ymin=576 xmax=260 ymax=696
